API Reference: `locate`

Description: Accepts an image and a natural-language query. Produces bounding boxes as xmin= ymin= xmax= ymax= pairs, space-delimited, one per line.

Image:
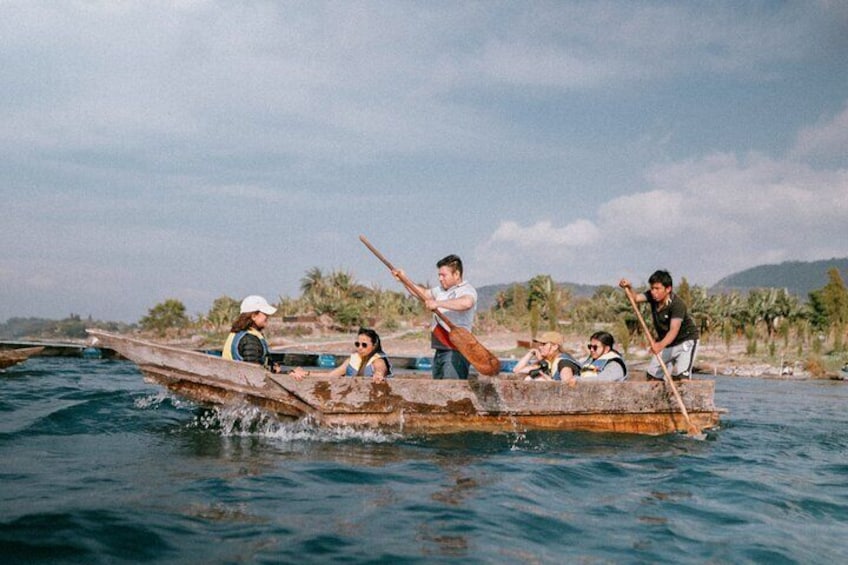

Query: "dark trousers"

xmin=433 ymin=349 xmax=470 ymax=380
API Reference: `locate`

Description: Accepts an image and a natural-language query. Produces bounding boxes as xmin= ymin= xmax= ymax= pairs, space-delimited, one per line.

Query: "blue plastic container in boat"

xmin=499 ymin=359 xmax=518 ymax=373
xmin=81 ymin=347 xmax=102 ymax=359
xmin=317 ymin=354 xmax=337 ymax=368
xmin=414 ymin=356 xmax=432 ymax=371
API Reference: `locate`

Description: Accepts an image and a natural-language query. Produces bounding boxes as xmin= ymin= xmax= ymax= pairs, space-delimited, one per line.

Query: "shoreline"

xmin=11 ymin=327 xmax=840 ymax=380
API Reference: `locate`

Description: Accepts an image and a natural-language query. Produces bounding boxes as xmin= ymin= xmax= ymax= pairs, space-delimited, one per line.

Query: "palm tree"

xmin=527 ymin=274 xmax=568 ymax=331
xmin=300 ymin=267 xmax=326 ymax=300
xmin=206 ymin=296 xmax=240 ymax=330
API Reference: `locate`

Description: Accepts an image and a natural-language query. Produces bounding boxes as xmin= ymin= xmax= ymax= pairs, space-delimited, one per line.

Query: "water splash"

xmin=187 ymin=403 xmax=401 ymax=444
xmin=134 ymin=392 xmax=195 ymax=411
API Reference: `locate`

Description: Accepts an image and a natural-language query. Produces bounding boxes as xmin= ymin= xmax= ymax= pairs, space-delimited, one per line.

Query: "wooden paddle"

xmin=359 ymin=235 xmax=501 ymax=377
xmin=621 ymin=283 xmax=705 ymax=439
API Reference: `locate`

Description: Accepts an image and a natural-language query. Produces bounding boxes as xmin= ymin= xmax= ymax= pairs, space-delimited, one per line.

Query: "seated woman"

xmin=290 ymin=328 xmax=392 ymax=383
xmin=222 ymin=295 xmax=282 ymax=373
xmin=571 ymin=331 xmax=627 ymax=383
xmin=513 ymin=331 xmax=581 ymax=381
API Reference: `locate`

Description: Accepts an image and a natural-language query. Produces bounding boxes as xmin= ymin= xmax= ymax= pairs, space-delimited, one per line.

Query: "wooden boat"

xmin=0 ymin=346 xmax=45 ymax=370
xmin=87 ymin=330 xmax=722 ymax=435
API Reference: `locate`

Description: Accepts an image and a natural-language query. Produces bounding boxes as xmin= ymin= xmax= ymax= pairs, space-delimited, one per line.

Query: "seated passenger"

xmin=222 ymin=295 xmax=281 ymax=373
xmin=570 ymin=331 xmax=627 ymax=383
xmin=514 ymin=331 xmax=581 ymax=381
xmin=290 ymin=328 xmax=392 ymax=383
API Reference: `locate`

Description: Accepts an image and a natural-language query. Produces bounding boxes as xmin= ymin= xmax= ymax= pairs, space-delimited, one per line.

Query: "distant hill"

xmin=711 ymin=257 xmax=848 ymax=298
xmin=476 ymin=257 xmax=848 ymax=309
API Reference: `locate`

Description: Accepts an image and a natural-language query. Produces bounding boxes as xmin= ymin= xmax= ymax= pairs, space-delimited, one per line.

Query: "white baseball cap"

xmin=240 ymin=295 xmax=277 ymax=315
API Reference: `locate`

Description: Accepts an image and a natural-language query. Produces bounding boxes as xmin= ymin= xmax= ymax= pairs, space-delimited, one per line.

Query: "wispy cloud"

xmin=791 ymin=102 xmax=848 ymax=160
xmin=476 ymin=144 xmax=848 ymax=287
xmin=1 ymin=1 xmax=846 ymax=320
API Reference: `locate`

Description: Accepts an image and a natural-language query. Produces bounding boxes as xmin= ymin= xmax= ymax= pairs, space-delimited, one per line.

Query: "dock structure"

xmin=0 ymin=340 xmax=119 ymax=359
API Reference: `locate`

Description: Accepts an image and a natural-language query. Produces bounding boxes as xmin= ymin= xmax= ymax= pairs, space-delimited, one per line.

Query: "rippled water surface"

xmin=2 ymin=358 xmax=847 ymax=563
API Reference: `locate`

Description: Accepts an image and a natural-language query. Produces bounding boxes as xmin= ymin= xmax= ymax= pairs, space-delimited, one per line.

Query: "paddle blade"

xmin=448 ymin=327 xmax=501 ymax=376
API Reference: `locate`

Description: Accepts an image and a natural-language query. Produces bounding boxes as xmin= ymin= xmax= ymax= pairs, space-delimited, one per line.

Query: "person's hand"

xmin=288 ymin=367 xmax=310 ymax=381
xmin=373 ymin=374 xmax=385 ymax=384
xmin=619 ymin=278 xmax=631 ymax=289
xmin=424 ymin=299 xmax=438 ymax=311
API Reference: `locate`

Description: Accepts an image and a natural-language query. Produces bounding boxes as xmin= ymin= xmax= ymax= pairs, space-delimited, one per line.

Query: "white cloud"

xmin=1 ymin=2 xmax=847 ymax=320
xmin=476 ymin=153 xmax=848 ymax=287
xmin=791 ymin=102 xmax=848 ymax=160
xmin=489 ymin=219 xmax=600 ymax=248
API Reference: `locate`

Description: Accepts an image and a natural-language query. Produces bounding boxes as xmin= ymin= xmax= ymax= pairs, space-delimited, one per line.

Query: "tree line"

xmin=136 ymin=267 xmax=848 ymax=357
xmin=6 ymin=267 xmax=845 ymax=363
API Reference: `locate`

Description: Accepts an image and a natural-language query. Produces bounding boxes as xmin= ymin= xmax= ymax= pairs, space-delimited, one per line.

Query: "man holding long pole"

xmin=620 ymin=270 xmax=700 ymax=382
xmin=404 ymin=254 xmax=478 ymax=380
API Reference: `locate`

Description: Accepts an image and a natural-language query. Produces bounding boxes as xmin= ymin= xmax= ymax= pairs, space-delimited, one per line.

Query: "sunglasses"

xmin=587 ymin=344 xmax=600 ymax=351
xmin=354 ymin=341 xmax=372 ymax=348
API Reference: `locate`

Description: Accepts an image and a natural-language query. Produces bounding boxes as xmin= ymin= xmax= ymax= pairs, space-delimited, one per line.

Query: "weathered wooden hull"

xmin=87 ymin=330 xmax=721 ymax=435
xmin=0 ymin=346 xmax=45 ymax=369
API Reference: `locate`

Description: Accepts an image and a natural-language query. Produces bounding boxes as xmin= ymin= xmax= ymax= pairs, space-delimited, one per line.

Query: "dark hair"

xmin=590 ymin=331 xmax=622 ymax=357
xmin=356 ymin=327 xmax=392 ymax=376
xmin=648 ymin=270 xmax=673 ymax=288
xmin=230 ymin=312 xmax=257 ymax=333
xmin=437 ymin=254 xmax=463 ymax=277
xmin=590 ymin=331 xmax=615 ymax=349
xmin=357 ymin=327 xmax=384 ymax=354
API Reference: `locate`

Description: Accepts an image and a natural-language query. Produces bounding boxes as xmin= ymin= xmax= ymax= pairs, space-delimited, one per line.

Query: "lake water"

xmin=2 ymin=357 xmax=847 ymax=564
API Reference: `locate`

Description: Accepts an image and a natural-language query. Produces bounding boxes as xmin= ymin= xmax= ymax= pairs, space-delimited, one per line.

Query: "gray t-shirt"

xmin=429 ymin=281 xmax=477 ymax=350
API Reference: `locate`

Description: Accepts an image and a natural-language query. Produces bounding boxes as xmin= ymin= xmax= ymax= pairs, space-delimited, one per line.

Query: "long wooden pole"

xmin=621 ymin=284 xmax=705 ymax=439
xmin=360 ymin=235 xmax=451 ymax=327
xmin=360 ymin=235 xmax=501 ymax=376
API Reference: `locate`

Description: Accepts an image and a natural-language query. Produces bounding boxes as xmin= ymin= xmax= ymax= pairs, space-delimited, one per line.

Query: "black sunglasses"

xmin=587 ymin=344 xmax=600 ymax=351
xmin=354 ymin=341 xmax=372 ymax=348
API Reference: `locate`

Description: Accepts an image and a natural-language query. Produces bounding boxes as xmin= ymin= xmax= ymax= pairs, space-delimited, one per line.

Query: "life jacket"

xmin=222 ymin=328 xmax=269 ymax=364
xmin=532 ymin=353 xmax=580 ymax=381
xmin=580 ymin=351 xmax=627 ymax=378
xmin=345 ymin=352 xmax=393 ymax=378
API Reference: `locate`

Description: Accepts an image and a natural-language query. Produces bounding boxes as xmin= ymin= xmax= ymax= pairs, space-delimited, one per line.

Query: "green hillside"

xmin=477 ymin=257 xmax=848 ymax=308
xmin=710 ymin=257 xmax=848 ymax=297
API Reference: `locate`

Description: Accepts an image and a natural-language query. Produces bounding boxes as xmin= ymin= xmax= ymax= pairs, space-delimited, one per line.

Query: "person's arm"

xmin=392 ymin=269 xmax=433 ymax=300
xmin=619 ymin=279 xmax=647 ymax=303
xmin=513 ymin=348 xmax=541 ymax=374
xmin=424 ymin=294 xmax=474 ymax=313
xmin=370 ymin=358 xmax=388 ymax=383
xmin=327 ymin=359 xmax=349 ymax=378
xmin=652 ymin=318 xmax=682 ymax=353
xmin=557 ymin=365 xmax=575 ymax=381
xmin=288 ymin=366 xmax=309 ymax=380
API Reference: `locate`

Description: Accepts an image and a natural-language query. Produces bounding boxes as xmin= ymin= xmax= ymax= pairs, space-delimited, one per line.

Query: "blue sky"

xmin=1 ymin=1 xmax=847 ymax=322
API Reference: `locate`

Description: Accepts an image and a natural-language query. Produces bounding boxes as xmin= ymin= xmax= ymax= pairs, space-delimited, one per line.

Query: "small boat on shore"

xmin=0 ymin=346 xmax=45 ymax=370
xmin=87 ymin=330 xmax=722 ymax=435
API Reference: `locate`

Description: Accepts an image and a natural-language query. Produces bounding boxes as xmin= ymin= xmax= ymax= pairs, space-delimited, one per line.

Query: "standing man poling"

xmin=401 ymin=254 xmax=477 ymax=380
xmin=619 ymin=270 xmax=699 ymax=381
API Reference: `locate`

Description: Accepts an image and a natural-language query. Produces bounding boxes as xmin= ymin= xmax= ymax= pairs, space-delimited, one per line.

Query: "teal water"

xmin=1 ymin=358 xmax=847 ymax=564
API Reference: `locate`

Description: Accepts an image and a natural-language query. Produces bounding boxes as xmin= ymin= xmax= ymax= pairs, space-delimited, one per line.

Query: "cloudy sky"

xmin=1 ymin=1 xmax=847 ymax=323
